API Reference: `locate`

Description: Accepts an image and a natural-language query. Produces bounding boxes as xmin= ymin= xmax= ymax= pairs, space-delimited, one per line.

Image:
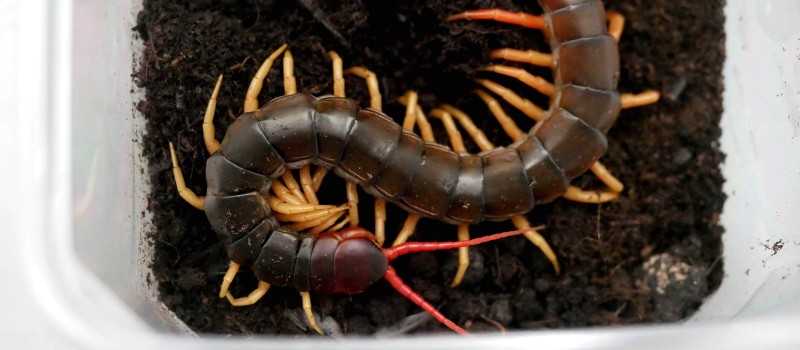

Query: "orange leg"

xmin=447 ymin=9 xmax=545 ymax=30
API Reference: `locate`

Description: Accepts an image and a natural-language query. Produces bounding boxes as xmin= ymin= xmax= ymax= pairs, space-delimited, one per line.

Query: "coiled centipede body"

xmin=168 ymin=0 xmax=660 ymax=335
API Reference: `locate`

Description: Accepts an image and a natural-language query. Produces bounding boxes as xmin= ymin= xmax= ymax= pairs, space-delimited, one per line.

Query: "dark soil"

xmin=134 ymin=0 xmax=726 ymax=336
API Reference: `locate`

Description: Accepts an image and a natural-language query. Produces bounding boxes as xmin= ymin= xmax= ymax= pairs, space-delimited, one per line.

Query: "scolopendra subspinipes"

xmin=166 ymin=0 xmax=660 ymax=335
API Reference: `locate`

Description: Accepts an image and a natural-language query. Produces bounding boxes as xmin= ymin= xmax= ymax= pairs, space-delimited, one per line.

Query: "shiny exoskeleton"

xmin=204 ymin=0 xmax=619 ymax=293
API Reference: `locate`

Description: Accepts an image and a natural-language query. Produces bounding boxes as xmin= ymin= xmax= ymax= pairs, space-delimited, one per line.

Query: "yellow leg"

xmin=374 ymin=198 xmax=386 ymax=246
xmin=226 ymin=281 xmax=271 ymax=306
xmin=450 ymin=224 xmax=471 ymax=287
xmin=271 ymin=179 xmax=306 ymax=206
xmin=307 ymin=214 xmax=349 ymax=236
xmin=329 ymin=51 xmax=345 ymax=97
xmin=590 ymin=162 xmax=624 ymax=193
xmin=299 ymin=165 xmax=319 ymax=205
xmin=606 ymin=11 xmax=625 ymax=42
xmin=474 ymin=79 xmax=544 ymax=122
xmin=312 ymin=167 xmax=328 ymax=192
xmin=621 ymin=90 xmax=661 ymax=109
xmin=489 ymin=47 xmax=553 ymax=67
xmin=562 ymin=162 xmax=624 ymax=203
xmin=287 ymin=207 xmax=348 ymax=231
xmin=275 ymin=205 xmax=348 ymax=223
xmin=481 ymin=65 xmax=555 ymax=97
xmin=300 ymin=292 xmax=324 ymax=334
xmin=327 ymin=216 xmax=351 ymax=232
xmin=398 ymin=92 xmax=436 ymax=142
xmin=472 ymin=89 xmax=526 ymax=142
xmin=283 ymin=49 xmax=297 ymax=95
xmin=438 ymin=104 xmax=495 ymax=151
xmin=244 ymin=44 xmax=288 ymax=113
xmin=511 ymin=215 xmax=559 ymax=274
xmin=392 ymin=213 xmax=421 ymax=246
xmin=401 ymin=91 xmax=419 ymax=131
xmin=429 ymin=109 xmax=467 ymax=153
xmin=345 ymin=66 xmax=382 ymax=110
xmin=219 ymin=261 xmax=239 ymax=298
xmin=346 ymin=181 xmax=360 ymax=227
xmin=202 ymin=75 xmax=224 ymax=154
xmin=268 ymin=195 xmax=335 ymax=214
xmin=168 ymin=142 xmax=205 ymax=210
xmin=281 ymin=171 xmax=309 ymax=205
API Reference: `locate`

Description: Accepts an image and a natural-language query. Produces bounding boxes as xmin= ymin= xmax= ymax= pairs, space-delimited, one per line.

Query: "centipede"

xmin=166 ymin=0 xmax=660 ymax=335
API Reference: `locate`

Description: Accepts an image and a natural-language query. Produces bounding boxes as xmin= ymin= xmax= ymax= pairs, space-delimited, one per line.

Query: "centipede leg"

xmin=268 ymin=196 xmax=336 ymax=214
xmin=429 ymin=109 xmax=467 ymax=153
xmin=219 ymin=261 xmax=240 ymax=298
xmin=300 ymin=292 xmax=324 ymax=334
xmin=346 ymin=181 xmax=360 ymax=227
xmin=168 ymin=142 xmax=205 ymax=210
xmin=374 ymin=198 xmax=386 ymax=246
xmin=446 ymin=9 xmax=545 ymax=30
xmin=391 ymin=214 xmax=421 ymax=246
xmin=474 ymin=79 xmax=544 ymax=121
xmin=329 ymin=51 xmax=345 ymax=98
xmin=450 ymin=224 xmax=471 ymax=287
xmin=563 ymin=162 xmax=624 ymax=204
xmin=489 ymin=48 xmax=552 ymax=68
xmin=621 ymin=90 xmax=661 ymax=109
xmin=299 ymin=165 xmax=320 ymax=205
xmin=606 ymin=11 xmax=625 ymax=42
xmin=202 ymin=75 xmax=224 ymax=154
xmin=275 ymin=205 xmax=348 ymax=223
xmin=472 ymin=89 xmax=526 ymax=141
xmin=481 ymin=65 xmax=555 ymax=97
xmin=288 ymin=206 xmax=348 ymax=231
xmin=345 ymin=66 xmax=382 ymax=110
xmin=272 ymin=179 xmax=306 ymax=206
xmin=398 ymin=91 xmax=436 ymax=142
xmin=244 ymin=44 xmax=288 ymax=112
xmin=225 ymin=281 xmax=271 ymax=306
xmin=511 ymin=215 xmax=559 ymax=274
xmin=282 ymin=171 xmax=309 ymax=205
xmin=283 ymin=49 xmax=297 ymax=95
xmin=439 ymin=104 xmax=495 ymax=151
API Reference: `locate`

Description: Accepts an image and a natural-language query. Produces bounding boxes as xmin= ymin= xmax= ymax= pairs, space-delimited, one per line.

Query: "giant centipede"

xmin=168 ymin=0 xmax=658 ymax=335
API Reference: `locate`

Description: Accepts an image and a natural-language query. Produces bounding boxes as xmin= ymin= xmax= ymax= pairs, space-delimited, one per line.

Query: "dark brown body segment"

xmin=218 ymin=114 xmax=285 ymax=178
xmin=314 ymin=97 xmax=359 ymax=168
xmin=337 ymin=109 xmax=402 ymax=185
xmin=399 ymin=143 xmax=461 ymax=219
xmin=547 ymin=1 xmax=605 ymax=43
xmin=534 ymin=109 xmax=607 ymax=178
xmin=252 ymin=229 xmax=300 ymax=285
xmin=256 ymin=93 xmax=319 ymax=168
xmin=511 ymin=135 xmax=569 ymax=204
xmin=445 ymin=154 xmax=485 ymax=223
xmin=371 ymin=131 xmax=426 ymax=200
xmin=556 ymin=85 xmax=621 ymax=133
xmin=481 ymin=148 xmax=535 ymax=220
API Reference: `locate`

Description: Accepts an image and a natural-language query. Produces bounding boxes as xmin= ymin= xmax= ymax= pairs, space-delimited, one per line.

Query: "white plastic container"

xmin=13 ymin=0 xmax=800 ymax=348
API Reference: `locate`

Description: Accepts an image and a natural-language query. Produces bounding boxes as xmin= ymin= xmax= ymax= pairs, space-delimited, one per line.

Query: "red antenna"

xmin=381 ymin=227 xmax=542 ymax=335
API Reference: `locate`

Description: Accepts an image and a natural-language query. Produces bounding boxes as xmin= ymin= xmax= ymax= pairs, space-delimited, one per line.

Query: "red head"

xmin=310 ymin=226 xmax=537 ymax=336
xmin=310 ymin=227 xmax=388 ymax=295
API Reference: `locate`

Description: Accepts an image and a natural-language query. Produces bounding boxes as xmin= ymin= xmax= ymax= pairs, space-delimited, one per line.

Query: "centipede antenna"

xmin=383 ymin=266 xmax=471 ymax=336
xmin=383 ymin=227 xmax=543 ymax=262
